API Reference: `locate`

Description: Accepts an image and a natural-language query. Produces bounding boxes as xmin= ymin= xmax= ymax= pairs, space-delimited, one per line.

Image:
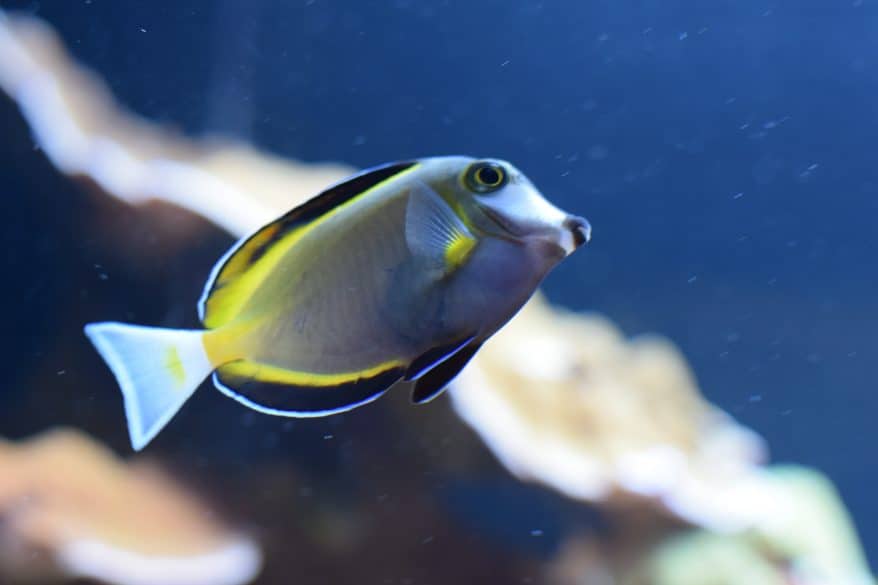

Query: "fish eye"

xmin=464 ymin=161 xmax=507 ymax=193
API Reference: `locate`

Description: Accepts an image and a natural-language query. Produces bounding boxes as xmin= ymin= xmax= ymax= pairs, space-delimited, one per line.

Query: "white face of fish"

xmin=471 ymin=161 xmax=591 ymax=256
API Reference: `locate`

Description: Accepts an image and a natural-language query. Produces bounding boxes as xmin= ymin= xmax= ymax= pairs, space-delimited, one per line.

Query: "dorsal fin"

xmin=198 ymin=161 xmax=418 ymax=328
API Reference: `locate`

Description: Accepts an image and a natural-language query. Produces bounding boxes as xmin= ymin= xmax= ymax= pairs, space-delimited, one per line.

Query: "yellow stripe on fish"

xmin=219 ymin=358 xmax=406 ymax=388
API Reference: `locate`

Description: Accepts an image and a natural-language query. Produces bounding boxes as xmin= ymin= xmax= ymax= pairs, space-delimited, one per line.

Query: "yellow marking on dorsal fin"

xmin=199 ymin=162 xmax=420 ymax=329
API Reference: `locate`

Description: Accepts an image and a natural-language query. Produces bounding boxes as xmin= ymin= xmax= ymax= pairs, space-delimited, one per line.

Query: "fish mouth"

xmin=553 ymin=215 xmax=591 ymax=255
xmin=479 ymin=205 xmax=525 ymax=239
xmin=480 ymin=205 xmax=591 ymax=256
xmin=564 ymin=215 xmax=592 ymax=248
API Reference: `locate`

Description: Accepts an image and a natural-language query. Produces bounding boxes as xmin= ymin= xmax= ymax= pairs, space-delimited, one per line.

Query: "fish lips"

xmin=564 ymin=215 xmax=592 ymax=248
xmin=479 ymin=205 xmax=591 ymax=257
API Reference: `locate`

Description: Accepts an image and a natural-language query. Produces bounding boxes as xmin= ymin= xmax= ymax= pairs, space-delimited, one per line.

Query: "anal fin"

xmin=214 ymin=360 xmax=406 ymax=416
xmin=411 ymin=341 xmax=482 ymax=404
xmin=405 ymin=334 xmax=476 ymax=381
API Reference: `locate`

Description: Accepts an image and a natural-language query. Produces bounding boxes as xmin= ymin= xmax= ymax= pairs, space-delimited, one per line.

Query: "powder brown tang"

xmin=84 ymin=156 xmax=591 ymax=450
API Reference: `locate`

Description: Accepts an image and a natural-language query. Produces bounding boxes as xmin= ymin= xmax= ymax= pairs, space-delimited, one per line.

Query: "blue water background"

xmin=3 ymin=0 xmax=877 ymax=570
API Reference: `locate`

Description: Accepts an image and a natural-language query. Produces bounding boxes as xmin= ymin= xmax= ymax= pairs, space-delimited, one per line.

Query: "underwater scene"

xmin=0 ymin=1 xmax=875 ymax=584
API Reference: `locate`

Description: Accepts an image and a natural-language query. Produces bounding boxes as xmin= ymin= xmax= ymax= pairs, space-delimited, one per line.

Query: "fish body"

xmin=85 ymin=156 xmax=590 ymax=450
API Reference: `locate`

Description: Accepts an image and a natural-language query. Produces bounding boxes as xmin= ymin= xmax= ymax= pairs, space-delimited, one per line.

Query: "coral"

xmin=451 ymin=293 xmax=767 ymax=531
xmin=0 ymin=11 xmax=350 ymax=239
xmin=548 ymin=466 xmax=873 ymax=585
xmin=0 ymin=429 xmax=261 ymax=585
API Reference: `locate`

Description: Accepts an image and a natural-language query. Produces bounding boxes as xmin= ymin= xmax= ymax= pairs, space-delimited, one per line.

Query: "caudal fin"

xmin=84 ymin=322 xmax=213 ymax=451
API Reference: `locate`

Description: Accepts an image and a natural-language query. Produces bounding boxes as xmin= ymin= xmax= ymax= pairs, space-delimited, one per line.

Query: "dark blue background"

xmin=4 ymin=0 xmax=877 ymax=566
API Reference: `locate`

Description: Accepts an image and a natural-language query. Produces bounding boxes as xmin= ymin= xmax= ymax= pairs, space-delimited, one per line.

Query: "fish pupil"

xmin=477 ymin=166 xmax=501 ymax=186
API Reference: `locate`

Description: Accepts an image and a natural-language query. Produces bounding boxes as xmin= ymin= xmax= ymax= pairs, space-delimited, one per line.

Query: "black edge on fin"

xmin=405 ymin=334 xmax=477 ymax=381
xmin=410 ymin=342 xmax=482 ymax=404
xmin=200 ymin=160 xmax=417 ymax=325
xmin=214 ymin=365 xmax=406 ymax=416
xmin=241 ymin=160 xmax=418 ymax=265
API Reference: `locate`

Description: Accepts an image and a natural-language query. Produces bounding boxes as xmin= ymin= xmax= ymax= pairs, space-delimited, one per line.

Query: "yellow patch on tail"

xmin=164 ymin=347 xmax=186 ymax=386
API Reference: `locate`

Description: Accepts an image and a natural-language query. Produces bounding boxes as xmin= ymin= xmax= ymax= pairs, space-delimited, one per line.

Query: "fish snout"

xmin=563 ymin=215 xmax=592 ymax=253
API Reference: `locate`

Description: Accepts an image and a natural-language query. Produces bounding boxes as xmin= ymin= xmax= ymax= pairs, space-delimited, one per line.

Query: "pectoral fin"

xmin=405 ymin=181 xmax=477 ymax=273
xmin=410 ymin=341 xmax=482 ymax=404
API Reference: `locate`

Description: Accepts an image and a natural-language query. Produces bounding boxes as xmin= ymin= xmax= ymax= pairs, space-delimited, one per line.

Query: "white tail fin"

xmin=84 ymin=322 xmax=213 ymax=451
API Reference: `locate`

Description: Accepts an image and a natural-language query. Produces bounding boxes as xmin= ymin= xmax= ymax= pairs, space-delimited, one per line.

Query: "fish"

xmin=84 ymin=156 xmax=591 ymax=450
